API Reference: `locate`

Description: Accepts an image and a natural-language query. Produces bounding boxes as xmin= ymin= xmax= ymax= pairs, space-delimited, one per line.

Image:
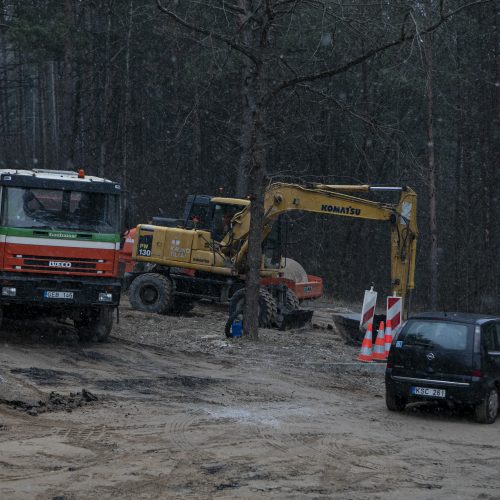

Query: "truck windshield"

xmin=1 ymin=187 xmax=119 ymax=233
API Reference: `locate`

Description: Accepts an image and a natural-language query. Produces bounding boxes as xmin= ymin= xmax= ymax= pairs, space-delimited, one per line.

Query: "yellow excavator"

xmin=131 ymin=183 xmax=417 ymax=330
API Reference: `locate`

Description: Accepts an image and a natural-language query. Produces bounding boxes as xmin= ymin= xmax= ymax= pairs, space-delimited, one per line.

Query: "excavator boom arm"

xmin=224 ymin=182 xmax=417 ymax=299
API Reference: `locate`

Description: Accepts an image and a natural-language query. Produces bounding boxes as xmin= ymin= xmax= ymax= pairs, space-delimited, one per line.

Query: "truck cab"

xmin=0 ymin=168 xmax=122 ymax=341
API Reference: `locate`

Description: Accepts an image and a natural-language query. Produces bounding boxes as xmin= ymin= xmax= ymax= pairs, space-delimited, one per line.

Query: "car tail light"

xmin=473 ymin=325 xmax=481 ymax=353
xmin=386 ymin=360 xmax=394 ymax=369
xmin=471 ymin=370 xmax=483 ymax=378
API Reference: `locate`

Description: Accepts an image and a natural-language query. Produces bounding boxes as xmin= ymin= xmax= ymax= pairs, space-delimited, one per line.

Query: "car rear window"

xmin=400 ymin=320 xmax=472 ymax=351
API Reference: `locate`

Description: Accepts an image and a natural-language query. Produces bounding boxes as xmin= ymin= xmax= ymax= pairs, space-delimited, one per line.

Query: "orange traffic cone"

xmin=385 ymin=319 xmax=393 ymax=357
xmin=357 ymin=322 xmax=373 ymax=363
xmin=373 ymin=321 xmax=386 ymax=361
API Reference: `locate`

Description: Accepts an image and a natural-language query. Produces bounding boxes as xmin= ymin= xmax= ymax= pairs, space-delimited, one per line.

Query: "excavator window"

xmin=183 ymin=195 xmax=211 ymax=230
xmin=187 ymin=204 xmax=210 ymax=230
xmin=262 ymin=216 xmax=283 ymax=269
xmin=211 ymin=203 xmax=246 ymax=242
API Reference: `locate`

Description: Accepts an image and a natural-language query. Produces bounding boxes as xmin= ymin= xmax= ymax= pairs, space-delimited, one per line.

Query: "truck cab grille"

xmin=11 ymin=255 xmax=104 ymax=274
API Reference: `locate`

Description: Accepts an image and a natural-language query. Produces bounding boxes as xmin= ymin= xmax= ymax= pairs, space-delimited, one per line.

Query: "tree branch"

xmin=155 ymin=0 xmax=261 ymax=65
xmin=269 ymin=0 xmax=492 ymax=98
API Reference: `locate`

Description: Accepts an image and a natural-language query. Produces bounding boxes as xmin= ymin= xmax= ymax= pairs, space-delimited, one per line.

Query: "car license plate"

xmin=411 ymin=386 xmax=446 ymax=398
xmin=43 ymin=291 xmax=74 ymax=299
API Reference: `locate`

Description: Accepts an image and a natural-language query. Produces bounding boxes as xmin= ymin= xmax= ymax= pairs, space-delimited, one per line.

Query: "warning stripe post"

xmin=360 ymin=287 xmax=377 ymax=331
xmin=386 ymin=295 xmax=402 ymax=334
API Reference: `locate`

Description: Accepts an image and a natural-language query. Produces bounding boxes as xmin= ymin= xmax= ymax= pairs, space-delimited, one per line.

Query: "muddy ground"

xmin=0 ymin=298 xmax=499 ymax=500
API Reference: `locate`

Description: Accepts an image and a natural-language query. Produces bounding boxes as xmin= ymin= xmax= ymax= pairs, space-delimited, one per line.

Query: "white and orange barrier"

xmin=360 ymin=287 xmax=377 ymax=332
xmin=372 ymin=321 xmax=386 ymax=361
xmin=384 ymin=319 xmax=393 ymax=356
xmin=386 ymin=294 xmax=402 ymax=334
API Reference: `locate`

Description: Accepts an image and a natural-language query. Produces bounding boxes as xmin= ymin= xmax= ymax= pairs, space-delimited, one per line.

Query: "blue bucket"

xmin=231 ymin=319 xmax=242 ymax=338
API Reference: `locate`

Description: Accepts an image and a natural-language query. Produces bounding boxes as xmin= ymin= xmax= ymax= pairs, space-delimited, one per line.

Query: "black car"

xmin=385 ymin=312 xmax=500 ymax=423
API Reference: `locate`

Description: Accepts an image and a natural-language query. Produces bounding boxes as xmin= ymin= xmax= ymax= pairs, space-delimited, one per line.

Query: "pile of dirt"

xmin=0 ymin=388 xmax=98 ymax=416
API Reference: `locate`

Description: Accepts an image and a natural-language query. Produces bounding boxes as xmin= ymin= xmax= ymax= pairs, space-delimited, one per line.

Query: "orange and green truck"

xmin=0 ymin=168 xmax=122 ymax=341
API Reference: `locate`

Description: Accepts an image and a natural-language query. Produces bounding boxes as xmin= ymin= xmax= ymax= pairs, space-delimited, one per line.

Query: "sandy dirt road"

xmin=0 ymin=299 xmax=499 ymax=499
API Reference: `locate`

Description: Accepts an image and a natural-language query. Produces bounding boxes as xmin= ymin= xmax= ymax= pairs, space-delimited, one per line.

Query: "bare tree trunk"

xmin=235 ymin=0 xmax=256 ymax=197
xmin=453 ymin=34 xmax=464 ymax=309
xmin=236 ymin=74 xmax=254 ymax=196
xmin=31 ymin=76 xmax=36 ymax=165
xmin=72 ymin=71 xmax=82 ymax=167
xmin=48 ymin=61 xmax=59 ymax=164
xmin=121 ymin=0 xmax=133 ymax=194
xmin=61 ymin=0 xmax=75 ymax=168
xmin=240 ymin=0 xmax=269 ymax=340
xmin=425 ymin=36 xmax=439 ymax=309
xmin=99 ymin=4 xmax=113 ymax=178
xmin=38 ymin=64 xmax=47 ymax=168
xmin=492 ymin=0 xmax=500 ymax=304
xmin=1 ymin=28 xmax=11 ymax=164
xmin=192 ymin=91 xmax=203 ymax=189
xmin=17 ymin=55 xmax=28 ymax=164
xmin=243 ymin=107 xmax=266 ymax=340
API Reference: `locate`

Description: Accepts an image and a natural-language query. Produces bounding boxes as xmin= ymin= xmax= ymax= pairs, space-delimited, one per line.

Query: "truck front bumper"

xmin=0 ymin=273 xmax=121 ymax=307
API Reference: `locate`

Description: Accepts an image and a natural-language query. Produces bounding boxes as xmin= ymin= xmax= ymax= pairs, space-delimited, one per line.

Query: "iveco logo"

xmin=426 ymin=352 xmax=435 ymax=361
xmin=49 ymin=261 xmax=72 ymax=268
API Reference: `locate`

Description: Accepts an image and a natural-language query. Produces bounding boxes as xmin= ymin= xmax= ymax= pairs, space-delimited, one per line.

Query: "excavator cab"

xmin=183 ymin=195 xmax=212 ymax=230
xmin=210 ymin=199 xmax=284 ymax=271
xmin=209 ymin=198 xmax=249 ymax=243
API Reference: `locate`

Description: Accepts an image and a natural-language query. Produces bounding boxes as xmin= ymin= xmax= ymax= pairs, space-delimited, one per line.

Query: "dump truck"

xmin=130 ymin=183 xmax=417 ymax=330
xmin=0 ymin=168 xmax=123 ymax=341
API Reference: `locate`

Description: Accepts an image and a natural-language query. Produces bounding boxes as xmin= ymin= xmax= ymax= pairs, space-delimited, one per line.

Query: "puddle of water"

xmin=203 ymin=404 xmax=315 ymax=428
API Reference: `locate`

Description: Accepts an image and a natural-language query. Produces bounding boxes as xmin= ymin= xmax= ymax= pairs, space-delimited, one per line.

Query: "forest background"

xmin=0 ymin=0 xmax=498 ymax=313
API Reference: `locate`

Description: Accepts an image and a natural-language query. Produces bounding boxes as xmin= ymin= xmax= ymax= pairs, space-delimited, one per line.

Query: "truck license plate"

xmin=411 ymin=387 xmax=446 ymax=398
xmin=43 ymin=291 xmax=74 ymax=299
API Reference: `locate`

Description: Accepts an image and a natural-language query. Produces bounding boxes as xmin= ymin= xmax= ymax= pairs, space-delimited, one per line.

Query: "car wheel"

xmin=474 ymin=388 xmax=499 ymax=424
xmin=386 ymin=389 xmax=407 ymax=411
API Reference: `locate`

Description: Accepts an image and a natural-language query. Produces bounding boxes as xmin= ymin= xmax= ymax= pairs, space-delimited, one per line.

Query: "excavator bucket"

xmin=277 ymin=308 xmax=314 ymax=331
xmin=270 ymin=283 xmax=314 ymax=330
xmin=225 ymin=285 xmax=314 ymax=336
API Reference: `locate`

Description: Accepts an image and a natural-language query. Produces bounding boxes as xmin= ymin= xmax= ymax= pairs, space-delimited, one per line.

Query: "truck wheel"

xmin=128 ymin=273 xmax=173 ymax=314
xmin=474 ymin=388 xmax=499 ymax=424
xmin=75 ymin=307 xmax=113 ymax=342
xmin=228 ymin=288 xmax=277 ymax=329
